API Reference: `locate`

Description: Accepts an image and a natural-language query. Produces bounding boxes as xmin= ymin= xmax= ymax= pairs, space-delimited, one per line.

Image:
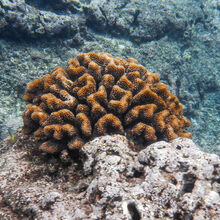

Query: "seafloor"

xmin=0 ymin=0 xmax=219 ymax=154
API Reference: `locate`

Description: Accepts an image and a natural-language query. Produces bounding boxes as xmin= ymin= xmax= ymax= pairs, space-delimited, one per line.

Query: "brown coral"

xmin=22 ymin=52 xmax=192 ymax=154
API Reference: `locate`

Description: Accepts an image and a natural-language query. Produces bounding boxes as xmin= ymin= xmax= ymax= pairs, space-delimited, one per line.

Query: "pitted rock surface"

xmin=0 ymin=133 xmax=219 ymax=219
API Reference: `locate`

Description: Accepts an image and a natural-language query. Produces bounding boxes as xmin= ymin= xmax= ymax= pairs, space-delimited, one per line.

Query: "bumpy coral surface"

xmin=22 ymin=52 xmax=191 ymax=153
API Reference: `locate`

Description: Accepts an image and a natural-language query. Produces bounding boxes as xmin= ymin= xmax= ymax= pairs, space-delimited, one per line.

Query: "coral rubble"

xmin=22 ymin=52 xmax=191 ymax=153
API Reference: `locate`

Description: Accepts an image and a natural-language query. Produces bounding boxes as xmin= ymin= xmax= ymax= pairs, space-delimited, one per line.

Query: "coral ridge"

xmin=22 ymin=52 xmax=191 ymax=153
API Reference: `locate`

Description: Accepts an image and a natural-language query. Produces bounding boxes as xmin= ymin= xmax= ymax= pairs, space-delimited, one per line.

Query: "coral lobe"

xmin=22 ymin=52 xmax=191 ymax=153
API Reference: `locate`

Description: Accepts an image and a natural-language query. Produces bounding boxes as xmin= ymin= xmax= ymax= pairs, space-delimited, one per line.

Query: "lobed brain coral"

xmin=22 ymin=52 xmax=192 ymax=154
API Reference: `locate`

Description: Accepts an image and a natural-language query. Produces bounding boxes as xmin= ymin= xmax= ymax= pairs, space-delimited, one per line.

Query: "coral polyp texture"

xmin=22 ymin=52 xmax=192 ymax=153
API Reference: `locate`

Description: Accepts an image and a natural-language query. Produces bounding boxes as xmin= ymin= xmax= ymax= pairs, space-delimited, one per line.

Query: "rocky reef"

xmin=0 ymin=133 xmax=219 ymax=219
xmin=0 ymin=0 xmax=86 ymax=40
xmin=0 ymin=1 xmax=219 ymax=219
xmin=0 ymin=0 xmax=219 ymax=154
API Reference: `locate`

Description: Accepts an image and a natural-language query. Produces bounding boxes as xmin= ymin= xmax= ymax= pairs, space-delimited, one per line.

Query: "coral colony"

xmin=22 ymin=52 xmax=191 ymax=154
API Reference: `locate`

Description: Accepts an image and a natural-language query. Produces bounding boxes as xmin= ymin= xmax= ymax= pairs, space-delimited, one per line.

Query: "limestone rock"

xmin=0 ymin=132 xmax=219 ymax=219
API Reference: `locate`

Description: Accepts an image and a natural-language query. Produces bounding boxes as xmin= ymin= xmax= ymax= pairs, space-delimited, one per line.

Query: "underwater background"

xmin=0 ymin=0 xmax=219 ymax=154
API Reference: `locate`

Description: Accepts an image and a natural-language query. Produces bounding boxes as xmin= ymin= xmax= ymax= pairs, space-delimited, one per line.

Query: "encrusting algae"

xmin=22 ymin=52 xmax=192 ymax=154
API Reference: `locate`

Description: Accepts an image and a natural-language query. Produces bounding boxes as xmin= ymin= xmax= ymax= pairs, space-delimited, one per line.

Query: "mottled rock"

xmin=0 ymin=0 xmax=207 ymax=43
xmin=0 ymin=0 xmax=86 ymax=39
xmin=84 ymin=0 xmax=203 ymax=42
xmin=0 ymin=132 xmax=219 ymax=219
